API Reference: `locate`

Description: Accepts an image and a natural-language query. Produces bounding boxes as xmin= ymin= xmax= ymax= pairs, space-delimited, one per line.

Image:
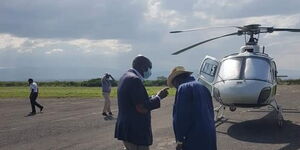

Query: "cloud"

xmin=144 ymin=0 xmax=185 ymax=27
xmin=68 ymin=39 xmax=132 ymax=54
xmin=45 ymin=48 xmax=64 ymax=55
xmin=1 ymin=0 xmax=300 ymax=81
xmin=192 ymin=0 xmax=300 ymax=19
xmin=209 ymin=14 xmax=300 ymax=27
xmin=0 ymin=34 xmax=26 ymax=49
xmin=0 ymin=34 xmax=58 ymax=53
xmin=0 ymin=66 xmax=15 ymax=69
xmin=0 ymin=34 xmax=132 ymax=55
xmin=0 ymin=0 xmax=148 ymax=39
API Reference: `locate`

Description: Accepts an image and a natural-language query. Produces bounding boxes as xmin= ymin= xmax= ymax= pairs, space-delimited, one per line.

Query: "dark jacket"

xmin=173 ymin=76 xmax=216 ymax=150
xmin=115 ymin=69 xmax=160 ymax=146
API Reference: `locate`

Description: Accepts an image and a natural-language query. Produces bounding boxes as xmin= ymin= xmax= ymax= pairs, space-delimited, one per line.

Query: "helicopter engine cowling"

xmin=213 ymin=80 xmax=273 ymax=107
xmin=240 ymin=45 xmax=260 ymax=53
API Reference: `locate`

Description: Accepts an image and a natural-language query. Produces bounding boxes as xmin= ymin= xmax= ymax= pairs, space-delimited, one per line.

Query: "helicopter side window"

xmin=218 ymin=58 xmax=242 ymax=81
xmin=201 ymin=63 xmax=217 ymax=76
xmin=244 ymin=58 xmax=271 ymax=82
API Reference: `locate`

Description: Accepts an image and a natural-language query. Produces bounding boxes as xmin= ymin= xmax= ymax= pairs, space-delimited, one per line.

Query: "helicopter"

xmin=170 ymin=24 xmax=300 ymax=127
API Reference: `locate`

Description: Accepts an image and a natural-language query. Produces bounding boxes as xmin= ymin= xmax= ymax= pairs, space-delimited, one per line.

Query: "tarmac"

xmin=0 ymin=85 xmax=300 ymax=150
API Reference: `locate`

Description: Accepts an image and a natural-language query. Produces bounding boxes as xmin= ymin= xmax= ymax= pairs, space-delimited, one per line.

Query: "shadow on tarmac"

xmin=227 ymin=111 xmax=300 ymax=150
xmin=24 ymin=112 xmax=43 ymax=117
xmin=104 ymin=115 xmax=116 ymax=121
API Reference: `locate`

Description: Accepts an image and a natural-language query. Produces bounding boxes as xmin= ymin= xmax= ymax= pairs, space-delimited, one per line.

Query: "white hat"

xmin=167 ymin=66 xmax=193 ymax=87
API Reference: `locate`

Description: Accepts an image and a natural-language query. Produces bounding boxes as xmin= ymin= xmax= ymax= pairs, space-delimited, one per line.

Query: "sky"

xmin=1 ymin=0 xmax=300 ymax=81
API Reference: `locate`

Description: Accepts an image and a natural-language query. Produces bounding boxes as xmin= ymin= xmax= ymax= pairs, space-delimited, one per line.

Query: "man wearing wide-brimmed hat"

xmin=167 ymin=66 xmax=216 ymax=150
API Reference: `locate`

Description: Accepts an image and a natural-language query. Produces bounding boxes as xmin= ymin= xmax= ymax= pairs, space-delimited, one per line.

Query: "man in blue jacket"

xmin=167 ymin=66 xmax=216 ymax=150
xmin=115 ymin=55 xmax=169 ymax=150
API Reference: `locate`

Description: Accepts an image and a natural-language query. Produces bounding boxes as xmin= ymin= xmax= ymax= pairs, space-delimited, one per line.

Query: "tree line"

xmin=1 ymin=77 xmax=298 ymax=87
xmin=0 ymin=76 xmax=168 ymax=87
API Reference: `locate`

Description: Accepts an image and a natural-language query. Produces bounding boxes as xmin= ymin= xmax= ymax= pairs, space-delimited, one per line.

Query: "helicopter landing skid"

xmin=214 ymin=104 xmax=226 ymax=122
xmin=269 ymin=100 xmax=284 ymax=127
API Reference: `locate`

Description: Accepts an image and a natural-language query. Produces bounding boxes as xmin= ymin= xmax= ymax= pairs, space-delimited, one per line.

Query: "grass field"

xmin=0 ymin=86 xmax=176 ymax=99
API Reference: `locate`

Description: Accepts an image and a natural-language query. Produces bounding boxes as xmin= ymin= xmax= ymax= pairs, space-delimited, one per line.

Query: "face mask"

xmin=143 ymin=68 xmax=152 ymax=79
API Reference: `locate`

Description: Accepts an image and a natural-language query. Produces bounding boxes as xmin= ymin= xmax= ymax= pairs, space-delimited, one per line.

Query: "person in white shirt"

xmin=27 ymin=78 xmax=44 ymax=116
xmin=101 ymin=73 xmax=115 ymax=117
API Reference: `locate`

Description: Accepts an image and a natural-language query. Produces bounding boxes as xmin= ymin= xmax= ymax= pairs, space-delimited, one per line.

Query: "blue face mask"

xmin=143 ymin=68 xmax=152 ymax=79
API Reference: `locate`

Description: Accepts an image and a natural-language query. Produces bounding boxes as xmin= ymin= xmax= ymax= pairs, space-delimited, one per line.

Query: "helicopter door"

xmin=198 ymin=56 xmax=219 ymax=92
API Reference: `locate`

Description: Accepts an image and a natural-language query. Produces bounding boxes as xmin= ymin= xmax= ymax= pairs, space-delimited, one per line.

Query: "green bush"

xmin=282 ymin=79 xmax=300 ymax=85
xmin=4 ymin=77 xmax=300 ymax=87
xmin=0 ymin=82 xmax=27 ymax=87
xmin=81 ymin=78 xmax=101 ymax=87
xmin=144 ymin=76 xmax=167 ymax=86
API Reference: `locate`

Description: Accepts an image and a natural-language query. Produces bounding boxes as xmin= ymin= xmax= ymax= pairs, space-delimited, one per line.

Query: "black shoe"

xmin=40 ymin=106 xmax=44 ymax=112
xmin=108 ymin=112 xmax=113 ymax=116
xmin=102 ymin=112 xmax=108 ymax=116
xmin=27 ymin=112 xmax=36 ymax=116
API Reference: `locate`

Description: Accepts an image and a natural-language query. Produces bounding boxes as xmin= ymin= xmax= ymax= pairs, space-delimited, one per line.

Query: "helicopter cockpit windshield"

xmin=218 ymin=58 xmax=242 ymax=81
xmin=244 ymin=57 xmax=272 ymax=82
xmin=217 ymin=57 xmax=272 ymax=82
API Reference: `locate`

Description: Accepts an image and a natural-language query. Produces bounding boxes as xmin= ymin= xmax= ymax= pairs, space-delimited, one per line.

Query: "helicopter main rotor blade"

xmin=271 ymin=28 xmax=300 ymax=32
xmin=170 ymin=26 xmax=240 ymax=34
xmin=172 ymin=32 xmax=239 ymax=55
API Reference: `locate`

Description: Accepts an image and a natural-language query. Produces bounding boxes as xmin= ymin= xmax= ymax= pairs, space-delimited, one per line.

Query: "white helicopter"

xmin=171 ymin=24 xmax=300 ymax=127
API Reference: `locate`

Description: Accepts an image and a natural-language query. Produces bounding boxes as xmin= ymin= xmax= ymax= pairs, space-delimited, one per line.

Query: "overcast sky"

xmin=1 ymin=0 xmax=300 ymax=81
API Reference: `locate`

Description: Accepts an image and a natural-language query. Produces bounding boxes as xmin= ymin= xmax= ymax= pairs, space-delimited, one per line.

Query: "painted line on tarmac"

xmin=52 ymin=109 xmax=117 ymax=122
xmin=52 ymin=112 xmax=101 ymax=122
xmin=70 ymin=101 xmax=90 ymax=104
xmin=0 ymin=127 xmax=20 ymax=132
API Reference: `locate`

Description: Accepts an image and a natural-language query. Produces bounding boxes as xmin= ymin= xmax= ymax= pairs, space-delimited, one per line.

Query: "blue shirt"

xmin=173 ymin=76 xmax=216 ymax=150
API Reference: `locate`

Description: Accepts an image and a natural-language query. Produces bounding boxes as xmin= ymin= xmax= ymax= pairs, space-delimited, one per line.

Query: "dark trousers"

xmin=30 ymin=93 xmax=43 ymax=113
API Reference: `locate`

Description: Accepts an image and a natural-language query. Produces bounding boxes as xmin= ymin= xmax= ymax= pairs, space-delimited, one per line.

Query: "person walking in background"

xmin=101 ymin=73 xmax=115 ymax=117
xmin=27 ymin=78 xmax=43 ymax=116
xmin=167 ymin=66 xmax=216 ymax=150
xmin=115 ymin=55 xmax=169 ymax=150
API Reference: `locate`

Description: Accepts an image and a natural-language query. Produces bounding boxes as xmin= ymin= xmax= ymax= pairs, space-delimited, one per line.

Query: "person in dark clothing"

xmin=167 ymin=66 xmax=217 ymax=150
xmin=115 ymin=55 xmax=169 ymax=150
xmin=27 ymin=78 xmax=44 ymax=116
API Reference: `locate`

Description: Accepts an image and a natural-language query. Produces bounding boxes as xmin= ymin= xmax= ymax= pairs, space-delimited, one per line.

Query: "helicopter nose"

xmin=214 ymin=80 xmax=272 ymax=105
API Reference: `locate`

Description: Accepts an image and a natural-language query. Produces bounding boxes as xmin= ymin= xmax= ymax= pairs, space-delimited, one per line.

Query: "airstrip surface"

xmin=1 ymin=85 xmax=300 ymax=150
